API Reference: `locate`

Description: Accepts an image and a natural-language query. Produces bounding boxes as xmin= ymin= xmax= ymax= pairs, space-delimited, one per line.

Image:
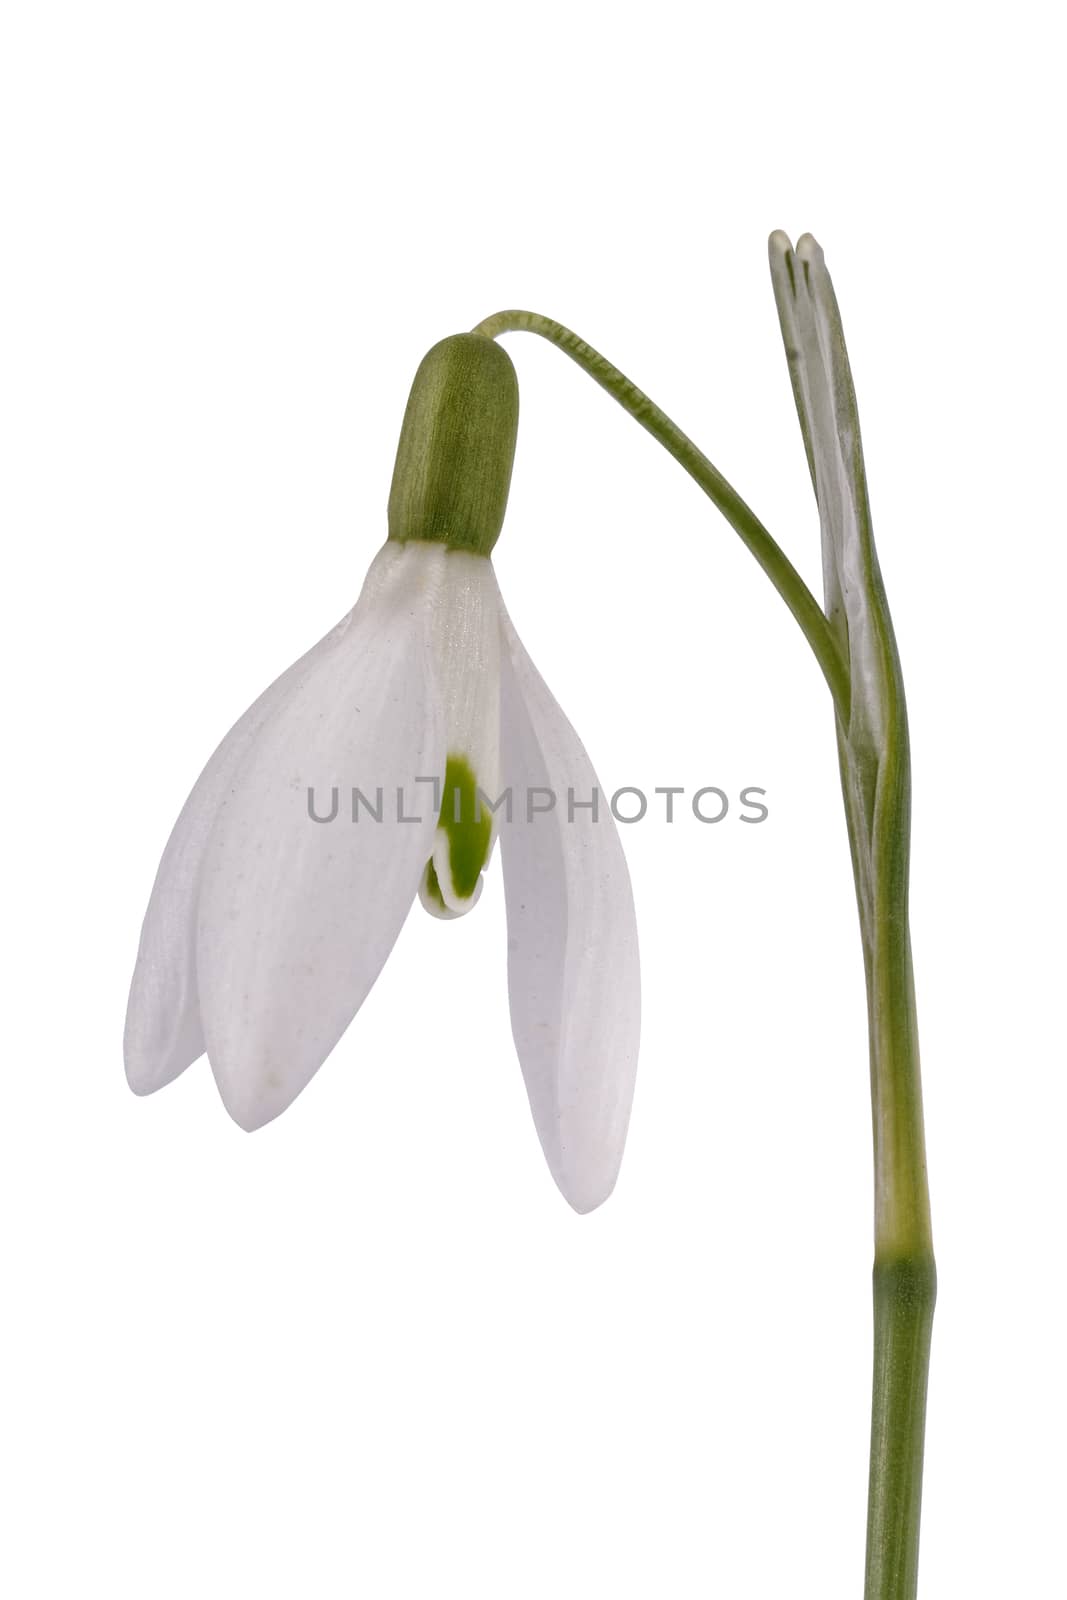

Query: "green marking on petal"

xmin=440 ymin=752 xmax=492 ymax=899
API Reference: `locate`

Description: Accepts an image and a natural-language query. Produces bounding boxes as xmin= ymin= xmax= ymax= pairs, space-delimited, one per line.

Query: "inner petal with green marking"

xmin=419 ymin=753 xmax=494 ymax=919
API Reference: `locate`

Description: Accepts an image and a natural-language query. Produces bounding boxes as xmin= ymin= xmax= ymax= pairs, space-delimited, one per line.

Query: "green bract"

xmin=388 ymin=333 xmax=519 ymax=557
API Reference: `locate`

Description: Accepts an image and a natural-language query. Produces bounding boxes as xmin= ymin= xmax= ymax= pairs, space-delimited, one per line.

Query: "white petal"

xmin=196 ymin=543 xmax=447 ymax=1130
xmin=124 ymin=544 xmax=415 ymax=1098
xmin=497 ymin=609 xmax=640 ymax=1213
xmin=124 ymin=621 xmax=348 ymax=1096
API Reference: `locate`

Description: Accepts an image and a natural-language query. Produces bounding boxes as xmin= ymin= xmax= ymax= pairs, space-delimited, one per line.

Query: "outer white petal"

xmin=497 ymin=608 xmax=640 ymax=1213
xmin=124 ymin=544 xmax=416 ymax=1097
xmin=196 ymin=542 xmax=446 ymax=1131
xmin=124 ymin=619 xmax=348 ymax=1096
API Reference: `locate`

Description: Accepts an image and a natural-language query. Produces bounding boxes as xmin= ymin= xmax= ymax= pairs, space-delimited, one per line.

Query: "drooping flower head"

xmin=126 ymin=333 xmax=640 ymax=1212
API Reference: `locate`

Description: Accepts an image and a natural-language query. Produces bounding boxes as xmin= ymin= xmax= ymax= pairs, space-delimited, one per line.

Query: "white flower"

xmin=125 ymin=333 xmax=640 ymax=1213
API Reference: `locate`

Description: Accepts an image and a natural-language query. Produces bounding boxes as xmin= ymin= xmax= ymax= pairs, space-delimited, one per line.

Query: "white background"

xmin=2 ymin=3 xmax=1063 ymax=1595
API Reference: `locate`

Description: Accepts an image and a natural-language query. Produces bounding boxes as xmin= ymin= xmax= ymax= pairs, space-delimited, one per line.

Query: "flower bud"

xmin=387 ymin=333 xmax=519 ymax=558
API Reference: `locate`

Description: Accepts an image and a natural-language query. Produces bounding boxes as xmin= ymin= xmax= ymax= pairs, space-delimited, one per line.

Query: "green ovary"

xmin=437 ymin=753 xmax=492 ymax=900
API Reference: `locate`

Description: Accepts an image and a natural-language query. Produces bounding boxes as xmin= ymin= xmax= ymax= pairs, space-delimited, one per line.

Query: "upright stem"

xmin=868 ymin=1205 xmax=936 ymax=1600
xmin=473 ymin=310 xmax=850 ymax=722
xmin=838 ymin=728 xmax=937 ymax=1596
xmin=767 ymin=227 xmax=936 ymax=1599
xmin=864 ymin=806 xmax=936 ymax=1599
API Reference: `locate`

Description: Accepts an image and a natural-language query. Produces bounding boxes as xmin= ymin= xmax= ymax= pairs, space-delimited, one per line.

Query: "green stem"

xmin=864 ymin=868 xmax=936 ymax=1599
xmin=472 ymin=309 xmax=851 ymax=722
xmin=837 ymin=709 xmax=937 ymax=1600
xmin=858 ymin=531 xmax=935 ymax=1600
xmin=868 ymin=1243 xmax=936 ymax=1598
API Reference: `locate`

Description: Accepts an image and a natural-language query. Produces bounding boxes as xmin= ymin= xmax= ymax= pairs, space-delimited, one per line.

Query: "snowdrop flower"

xmin=125 ymin=334 xmax=640 ymax=1212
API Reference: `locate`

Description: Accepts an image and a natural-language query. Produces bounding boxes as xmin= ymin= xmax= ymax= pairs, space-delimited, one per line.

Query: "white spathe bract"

xmin=769 ymin=230 xmax=905 ymax=948
xmin=125 ymin=540 xmax=640 ymax=1212
xmin=768 ymin=231 xmax=887 ymax=758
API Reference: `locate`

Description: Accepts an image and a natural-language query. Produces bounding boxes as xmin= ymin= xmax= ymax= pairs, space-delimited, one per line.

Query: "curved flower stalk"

xmin=125 ymin=335 xmax=640 ymax=1214
xmin=475 ymin=244 xmax=934 ymax=1600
